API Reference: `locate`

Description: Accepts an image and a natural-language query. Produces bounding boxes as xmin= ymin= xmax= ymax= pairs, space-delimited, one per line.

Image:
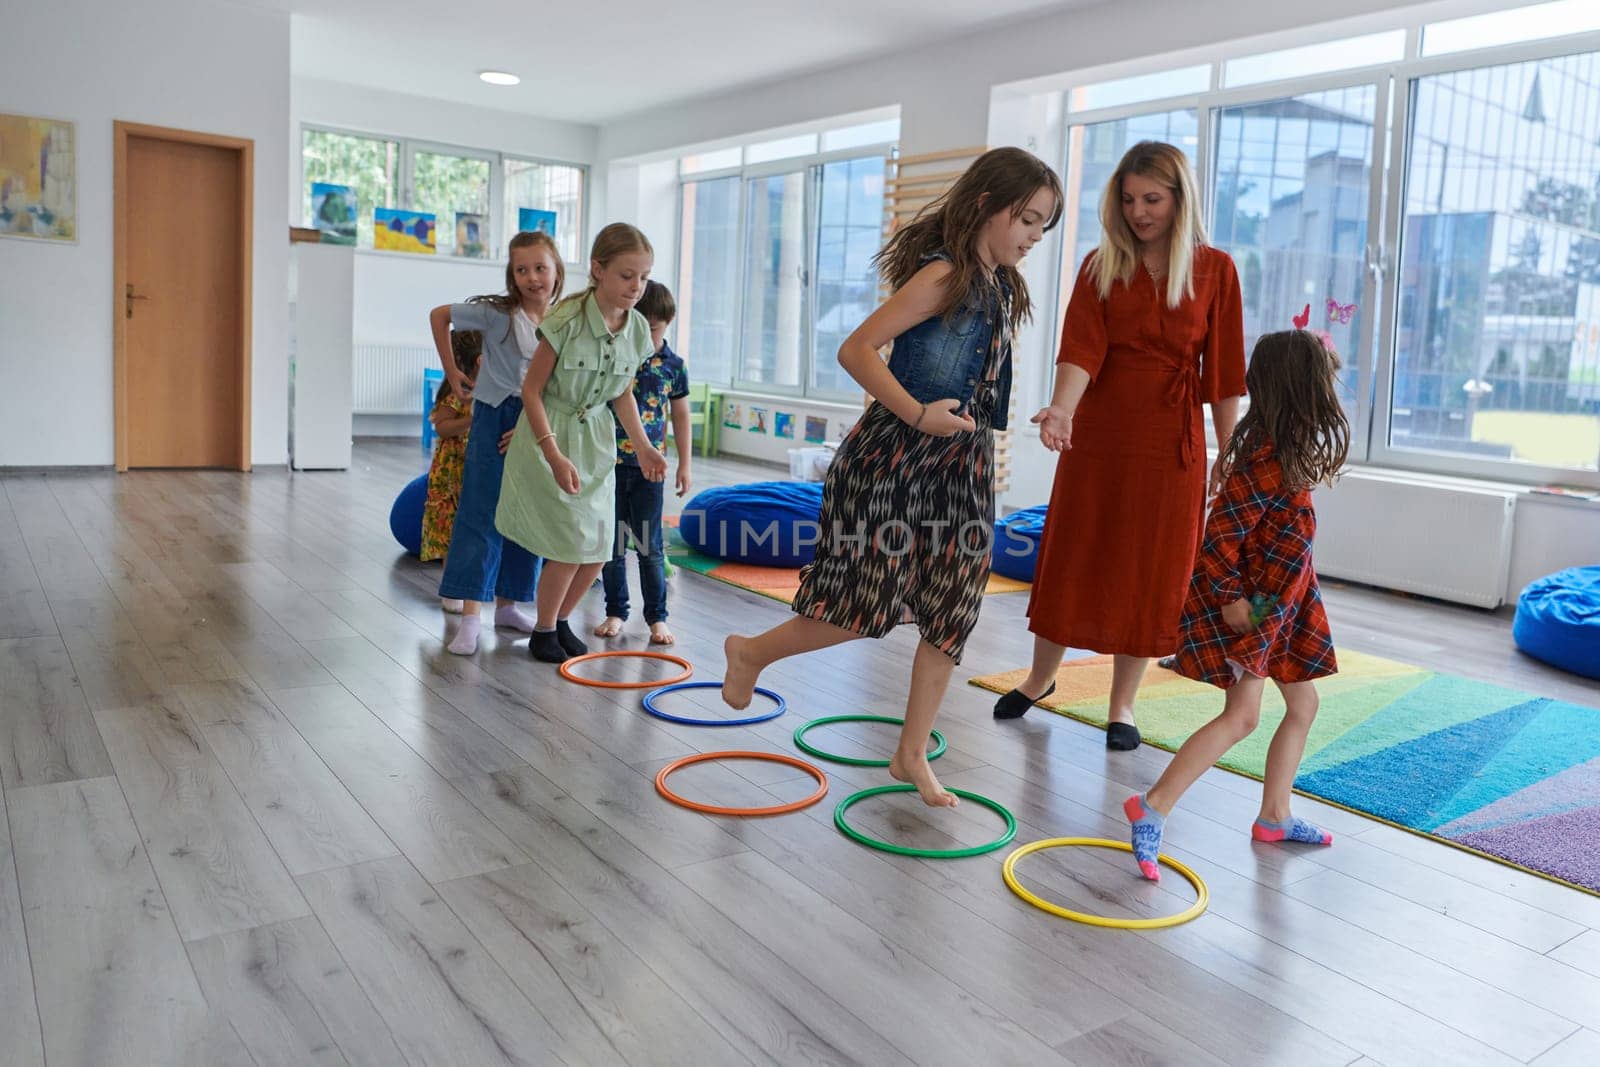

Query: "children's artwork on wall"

xmin=804 ymin=415 xmax=828 ymax=443
xmin=454 ymin=212 xmax=486 ymax=258
xmin=774 ymin=412 xmax=795 ymax=439
xmin=374 ymin=208 xmax=435 ymax=254
xmin=0 ymin=113 xmax=76 ymax=242
xmin=749 ymin=406 xmax=768 ymax=434
xmin=518 ymin=208 xmax=557 ymax=239
xmin=722 ymin=402 xmax=742 ymax=430
xmin=310 ymin=182 xmax=356 ymax=245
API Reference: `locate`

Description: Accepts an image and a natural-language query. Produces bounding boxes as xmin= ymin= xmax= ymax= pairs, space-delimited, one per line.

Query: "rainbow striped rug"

xmin=971 ymin=652 xmax=1600 ymax=895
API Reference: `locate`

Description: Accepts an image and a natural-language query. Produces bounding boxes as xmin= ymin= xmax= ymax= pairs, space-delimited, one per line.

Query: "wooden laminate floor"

xmin=0 ymin=442 xmax=1596 ymax=1066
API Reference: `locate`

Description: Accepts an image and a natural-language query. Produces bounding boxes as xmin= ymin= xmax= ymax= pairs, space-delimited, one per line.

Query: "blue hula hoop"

xmin=643 ymin=681 xmax=787 ymax=726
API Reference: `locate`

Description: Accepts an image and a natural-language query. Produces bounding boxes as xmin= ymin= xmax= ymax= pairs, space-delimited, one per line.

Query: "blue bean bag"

xmin=680 ymin=482 xmax=824 ymax=567
xmin=992 ymin=505 xmax=1047 ymax=582
xmin=389 ymin=473 xmax=429 ymax=557
xmin=1513 ymin=566 xmax=1600 ymax=680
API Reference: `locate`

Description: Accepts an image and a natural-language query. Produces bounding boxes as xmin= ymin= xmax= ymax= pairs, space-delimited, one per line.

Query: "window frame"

xmin=1042 ymin=25 xmax=1600 ymax=487
xmin=675 ymin=140 xmax=895 ymax=401
xmin=299 ymin=122 xmax=589 ymax=264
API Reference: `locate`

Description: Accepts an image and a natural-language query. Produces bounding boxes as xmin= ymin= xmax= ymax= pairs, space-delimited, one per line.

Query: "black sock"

xmin=994 ymin=681 xmax=1056 ymax=720
xmin=554 ymin=620 xmax=588 ymax=657
xmin=529 ymin=629 xmax=569 ymax=663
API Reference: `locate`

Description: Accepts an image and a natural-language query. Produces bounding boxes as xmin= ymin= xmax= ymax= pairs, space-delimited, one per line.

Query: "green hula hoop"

xmin=833 ymin=783 xmax=1017 ymax=858
xmin=792 ymin=715 xmax=947 ymax=768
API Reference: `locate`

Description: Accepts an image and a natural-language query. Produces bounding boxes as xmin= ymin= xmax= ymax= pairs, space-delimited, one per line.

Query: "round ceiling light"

xmin=479 ymin=71 xmax=520 ymax=86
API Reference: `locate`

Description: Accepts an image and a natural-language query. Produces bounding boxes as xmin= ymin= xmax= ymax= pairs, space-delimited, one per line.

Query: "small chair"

xmin=422 ymin=368 xmax=444 ymax=452
xmin=686 ymin=382 xmax=720 ymax=457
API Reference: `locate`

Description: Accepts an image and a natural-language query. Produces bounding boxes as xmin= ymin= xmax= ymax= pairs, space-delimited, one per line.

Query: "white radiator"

xmin=1314 ymin=470 xmax=1517 ymax=608
xmin=353 ymin=342 xmax=435 ymax=414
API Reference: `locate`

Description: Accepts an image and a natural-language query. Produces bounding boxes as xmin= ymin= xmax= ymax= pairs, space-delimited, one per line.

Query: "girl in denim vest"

xmin=721 ymin=147 xmax=1063 ymax=807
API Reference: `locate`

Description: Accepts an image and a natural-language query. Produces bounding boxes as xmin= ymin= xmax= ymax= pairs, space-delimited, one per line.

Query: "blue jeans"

xmin=438 ymin=397 xmax=542 ymax=602
xmin=602 ymin=463 xmax=667 ymax=623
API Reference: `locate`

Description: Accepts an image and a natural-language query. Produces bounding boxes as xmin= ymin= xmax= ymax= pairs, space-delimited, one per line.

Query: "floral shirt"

xmin=612 ymin=341 xmax=689 ymax=465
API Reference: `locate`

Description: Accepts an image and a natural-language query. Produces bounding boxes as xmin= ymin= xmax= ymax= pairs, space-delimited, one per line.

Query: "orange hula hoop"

xmin=558 ymin=650 xmax=693 ymax=689
xmin=655 ymin=751 xmax=829 ymax=816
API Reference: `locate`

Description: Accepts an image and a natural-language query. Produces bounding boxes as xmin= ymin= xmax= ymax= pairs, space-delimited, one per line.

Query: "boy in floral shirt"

xmin=595 ymin=281 xmax=692 ymax=644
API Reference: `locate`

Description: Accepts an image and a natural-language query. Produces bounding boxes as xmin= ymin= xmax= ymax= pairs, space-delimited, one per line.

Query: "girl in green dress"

xmin=496 ymin=223 xmax=668 ymax=662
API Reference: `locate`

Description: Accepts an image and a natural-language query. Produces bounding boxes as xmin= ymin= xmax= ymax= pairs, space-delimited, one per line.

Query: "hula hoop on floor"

xmin=1001 ymin=837 xmax=1209 ymax=929
xmin=655 ymin=751 xmax=828 ymax=816
xmin=643 ymin=681 xmax=786 ymax=726
xmin=558 ymin=650 xmax=693 ymax=689
xmin=833 ymin=784 xmax=1016 ymax=858
xmin=792 ymin=715 xmax=946 ymax=767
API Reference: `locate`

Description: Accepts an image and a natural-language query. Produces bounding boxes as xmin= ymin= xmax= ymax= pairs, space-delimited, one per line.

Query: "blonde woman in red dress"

xmin=994 ymin=141 xmax=1246 ymax=750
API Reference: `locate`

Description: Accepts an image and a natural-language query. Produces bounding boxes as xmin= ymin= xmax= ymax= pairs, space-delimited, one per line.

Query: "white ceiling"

xmin=280 ymin=0 xmax=1100 ymax=125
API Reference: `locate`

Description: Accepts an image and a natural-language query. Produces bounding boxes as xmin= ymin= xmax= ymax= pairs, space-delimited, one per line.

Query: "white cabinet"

xmin=289 ymin=241 xmax=354 ymax=470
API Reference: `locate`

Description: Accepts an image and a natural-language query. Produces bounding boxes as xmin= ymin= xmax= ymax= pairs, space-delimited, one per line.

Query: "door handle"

xmin=126 ymin=283 xmax=150 ymax=319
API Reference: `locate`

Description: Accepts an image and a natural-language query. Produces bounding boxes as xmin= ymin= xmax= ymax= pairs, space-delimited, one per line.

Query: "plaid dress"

xmin=1172 ymin=441 xmax=1336 ymax=689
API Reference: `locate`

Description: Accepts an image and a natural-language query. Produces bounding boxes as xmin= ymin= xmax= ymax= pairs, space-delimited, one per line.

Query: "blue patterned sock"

xmin=1123 ymin=793 xmax=1166 ymax=881
xmin=1252 ymin=815 xmax=1332 ymax=846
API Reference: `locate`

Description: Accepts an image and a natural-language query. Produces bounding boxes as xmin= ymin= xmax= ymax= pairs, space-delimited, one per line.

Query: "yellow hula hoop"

xmin=1002 ymin=837 xmax=1209 ymax=929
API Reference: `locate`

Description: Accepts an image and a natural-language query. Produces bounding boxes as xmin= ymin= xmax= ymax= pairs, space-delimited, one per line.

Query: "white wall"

xmin=1 ymin=0 xmax=290 ymax=467
xmin=713 ymin=393 xmax=863 ymax=466
xmin=1509 ymin=496 xmax=1600 ymax=595
xmin=595 ymin=0 xmax=1496 ymax=163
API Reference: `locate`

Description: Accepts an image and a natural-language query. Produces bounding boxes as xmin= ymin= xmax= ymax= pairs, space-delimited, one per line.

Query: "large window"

xmin=812 ymin=155 xmax=887 ymax=394
xmin=677 ymin=177 xmax=741 ymax=386
xmin=1390 ymin=53 xmax=1600 ymax=474
xmin=301 ymin=129 xmax=398 ymax=250
xmin=411 ymin=148 xmax=491 ymax=258
xmin=675 ymin=121 xmax=895 ymax=398
xmin=740 ymin=171 xmax=808 ymax=388
xmin=1050 ymin=22 xmax=1600 ymax=486
xmin=1213 ymin=85 xmax=1378 ymax=413
xmin=300 ymin=126 xmax=586 ymax=261
xmin=503 ymin=158 xmax=585 ymax=262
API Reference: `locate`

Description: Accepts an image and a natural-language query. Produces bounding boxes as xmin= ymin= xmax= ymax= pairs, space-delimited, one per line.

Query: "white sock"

xmin=440 ymin=597 xmax=464 ymax=614
xmin=447 ymin=615 xmax=481 ymax=655
xmin=494 ymin=604 xmax=537 ymax=632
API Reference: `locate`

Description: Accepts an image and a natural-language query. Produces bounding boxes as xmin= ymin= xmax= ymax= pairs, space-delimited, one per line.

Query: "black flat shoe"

xmin=1106 ymin=722 xmax=1142 ymax=750
xmin=994 ymin=681 xmax=1057 ymax=720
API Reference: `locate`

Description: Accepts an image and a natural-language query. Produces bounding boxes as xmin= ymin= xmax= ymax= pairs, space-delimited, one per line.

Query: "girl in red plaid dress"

xmin=1123 ymin=330 xmax=1350 ymax=880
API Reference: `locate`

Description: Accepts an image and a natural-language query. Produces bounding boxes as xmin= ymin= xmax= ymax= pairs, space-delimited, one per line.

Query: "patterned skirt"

xmin=792 ymin=383 xmax=997 ymax=662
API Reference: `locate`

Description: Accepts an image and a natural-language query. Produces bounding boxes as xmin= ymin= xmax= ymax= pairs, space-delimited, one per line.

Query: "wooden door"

xmin=116 ymin=124 xmax=252 ymax=469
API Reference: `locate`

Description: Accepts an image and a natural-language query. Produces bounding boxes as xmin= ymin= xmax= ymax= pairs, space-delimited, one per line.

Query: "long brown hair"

xmin=1220 ymin=330 xmax=1350 ymax=489
xmin=874 ymin=146 xmax=1063 ymax=335
xmin=1090 ymin=141 xmax=1206 ymax=309
xmin=468 ymin=231 xmax=566 ymax=340
xmin=437 ymin=331 xmax=482 ymax=405
xmin=551 ymin=222 xmax=653 ymax=315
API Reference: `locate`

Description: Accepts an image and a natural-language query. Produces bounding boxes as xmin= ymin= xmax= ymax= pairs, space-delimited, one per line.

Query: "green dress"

xmin=495 ymin=293 xmax=653 ymax=564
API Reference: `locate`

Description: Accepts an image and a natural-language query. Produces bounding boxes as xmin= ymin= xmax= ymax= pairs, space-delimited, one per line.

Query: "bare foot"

xmin=593 ymin=616 xmax=623 ymax=638
xmin=649 ymin=622 xmax=675 ymax=646
xmin=721 ymin=635 xmax=758 ymax=710
xmin=889 ymin=751 xmax=959 ymax=808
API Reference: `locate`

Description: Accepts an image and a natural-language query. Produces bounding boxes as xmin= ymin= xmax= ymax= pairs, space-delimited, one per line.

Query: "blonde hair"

xmin=552 ymin=222 xmax=653 ymax=313
xmin=1089 ymin=141 xmax=1206 ymax=309
xmin=468 ymin=230 xmax=565 ymax=341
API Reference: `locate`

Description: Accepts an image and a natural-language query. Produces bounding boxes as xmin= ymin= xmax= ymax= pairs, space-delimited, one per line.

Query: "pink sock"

xmin=447 ymin=615 xmax=481 ymax=655
xmin=494 ymin=604 xmax=537 ymax=633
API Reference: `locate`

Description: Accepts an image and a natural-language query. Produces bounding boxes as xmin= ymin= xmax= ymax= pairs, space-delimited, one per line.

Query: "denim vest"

xmin=884 ymin=263 xmax=1013 ymax=430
